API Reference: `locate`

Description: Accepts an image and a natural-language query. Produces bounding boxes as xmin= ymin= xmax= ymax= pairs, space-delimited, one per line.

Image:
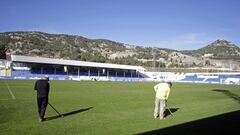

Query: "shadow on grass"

xmin=212 ymin=89 xmax=240 ymax=104
xmin=164 ymin=108 xmax=179 ymax=117
xmin=44 ymin=107 xmax=93 ymax=121
xmin=137 ymin=110 xmax=240 ymax=135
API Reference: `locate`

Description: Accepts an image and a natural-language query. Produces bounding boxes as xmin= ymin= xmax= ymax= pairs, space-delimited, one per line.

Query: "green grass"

xmin=0 ymin=80 xmax=239 ymax=135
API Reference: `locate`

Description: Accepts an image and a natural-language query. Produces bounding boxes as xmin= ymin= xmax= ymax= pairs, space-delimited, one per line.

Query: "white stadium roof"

xmin=10 ymin=55 xmax=146 ymax=71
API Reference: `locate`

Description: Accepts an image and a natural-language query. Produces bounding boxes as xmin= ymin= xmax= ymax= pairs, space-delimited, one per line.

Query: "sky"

xmin=0 ymin=0 xmax=240 ymax=50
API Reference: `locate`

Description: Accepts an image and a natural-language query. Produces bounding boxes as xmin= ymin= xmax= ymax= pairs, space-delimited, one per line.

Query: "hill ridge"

xmin=0 ymin=31 xmax=239 ymax=69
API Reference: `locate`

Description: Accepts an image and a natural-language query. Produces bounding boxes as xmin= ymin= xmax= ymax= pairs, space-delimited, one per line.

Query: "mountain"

xmin=183 ymin=39 xmax=240 ymax=61
xmin=0 ymin=31 xmax=177 ymax=67
xmin=0 ymin=31 xmax=239 ymax=69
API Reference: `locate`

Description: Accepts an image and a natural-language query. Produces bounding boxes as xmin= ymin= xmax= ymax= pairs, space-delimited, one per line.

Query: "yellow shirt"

xmin=154 ymin=83 xmax=171 ymax=100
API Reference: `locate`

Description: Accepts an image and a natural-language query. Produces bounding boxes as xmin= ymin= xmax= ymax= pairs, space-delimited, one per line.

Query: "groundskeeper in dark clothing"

xmin=34 ymin=76 xmax=50 ymax=122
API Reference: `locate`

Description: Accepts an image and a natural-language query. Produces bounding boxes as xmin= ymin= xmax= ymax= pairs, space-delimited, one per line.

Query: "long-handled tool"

xmin=48 ymin=102 xmax=64 ymax=117
xmin=165 ymin=101 xmax=173 ymax=116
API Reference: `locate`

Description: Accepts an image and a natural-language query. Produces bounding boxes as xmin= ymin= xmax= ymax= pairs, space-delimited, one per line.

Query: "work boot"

xmin=39 ymin=118 xmax=44 ymax=122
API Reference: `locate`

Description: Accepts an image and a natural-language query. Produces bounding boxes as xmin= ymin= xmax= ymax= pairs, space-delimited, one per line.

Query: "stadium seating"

xmin=10 ymin=67 xmax=145 ymax=81
xmin=8 ymin=67 xmax=240 ymax=84
xmin=205 ymin=78 xmax=220 ymax=83
xmin=180 ymin=75 xmax=205 ymax=82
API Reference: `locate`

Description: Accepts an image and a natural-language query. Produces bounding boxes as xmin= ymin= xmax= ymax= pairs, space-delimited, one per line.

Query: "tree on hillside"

xmin=0 ymin=37 xmax=7 ymax=59
xmin=205 ymin=60 xmax=210 ymax=66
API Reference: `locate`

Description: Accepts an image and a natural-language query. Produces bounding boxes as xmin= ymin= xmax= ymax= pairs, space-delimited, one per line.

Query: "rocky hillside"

xmin=183 ymin=39 xmax=240 ymax=61
xmin=0 ymin=31 xmax=240 ymax=69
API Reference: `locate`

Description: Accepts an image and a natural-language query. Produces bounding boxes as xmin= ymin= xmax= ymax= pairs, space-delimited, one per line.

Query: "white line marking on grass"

xmin=4 ymin=81 xmax=16 ymax=100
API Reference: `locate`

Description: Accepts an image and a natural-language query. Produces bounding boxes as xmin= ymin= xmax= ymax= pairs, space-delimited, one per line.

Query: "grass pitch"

xmin=0 ymin=80 xmax=239 ymax=135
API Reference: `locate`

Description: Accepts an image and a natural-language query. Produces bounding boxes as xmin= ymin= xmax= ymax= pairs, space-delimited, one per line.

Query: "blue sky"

xmin=0 ymin=0 xmax=239 ymax=50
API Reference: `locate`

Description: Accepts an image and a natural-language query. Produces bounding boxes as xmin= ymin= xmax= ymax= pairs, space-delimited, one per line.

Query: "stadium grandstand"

xmin=145 ymin=72 xmax=240 ymax=85
xmin=0 ymin=55 xmax=240 ymax=85
xmin=0 ymin=55 xmax=147 ymax=81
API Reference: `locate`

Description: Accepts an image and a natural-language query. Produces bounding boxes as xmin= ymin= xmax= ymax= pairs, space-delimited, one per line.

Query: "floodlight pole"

xmin=152 ymin=47 xmax=156 ymax=72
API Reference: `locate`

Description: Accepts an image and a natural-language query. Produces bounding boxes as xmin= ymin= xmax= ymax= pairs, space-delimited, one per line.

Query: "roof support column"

xmin=88 ymin=69 xmax=90 ymax=77
xmin=78 ymin=67 xmax=80 ymax=78
xmin=41 ymin=67 xmax=43 ymax=74
xmin=54 ymin=67 xmax=56 ymax=75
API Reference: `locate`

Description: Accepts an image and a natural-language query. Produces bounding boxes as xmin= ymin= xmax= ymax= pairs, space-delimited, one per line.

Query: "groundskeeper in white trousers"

xmin=154 ymin=82 xmax=172 ymax=120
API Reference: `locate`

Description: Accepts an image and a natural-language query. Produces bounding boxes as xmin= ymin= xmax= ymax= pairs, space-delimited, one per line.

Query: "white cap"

xmin=43 ymin=75 xmax=49 ymax=80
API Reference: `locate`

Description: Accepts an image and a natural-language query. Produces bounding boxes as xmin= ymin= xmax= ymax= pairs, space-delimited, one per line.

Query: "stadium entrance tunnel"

xmin=136 ymin=110 xmax=240 ymax=135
